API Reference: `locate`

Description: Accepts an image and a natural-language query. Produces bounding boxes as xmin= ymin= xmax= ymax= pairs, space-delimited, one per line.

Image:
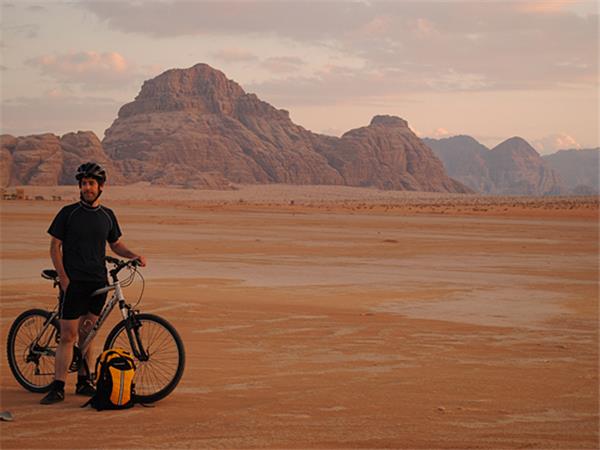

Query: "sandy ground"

xmin=0 ymin=185 xmax=598 ymax=449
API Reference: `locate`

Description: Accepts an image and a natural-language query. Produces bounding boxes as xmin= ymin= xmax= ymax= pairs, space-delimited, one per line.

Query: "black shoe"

xmin=40 ymin=388 xmax=64 ymax=405
xmin=75 ymin=380 xmax=96 ymax=396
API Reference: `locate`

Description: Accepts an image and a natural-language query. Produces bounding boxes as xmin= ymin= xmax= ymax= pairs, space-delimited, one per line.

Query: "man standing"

xmin=40 ymin=162 xmax=147 ymax=405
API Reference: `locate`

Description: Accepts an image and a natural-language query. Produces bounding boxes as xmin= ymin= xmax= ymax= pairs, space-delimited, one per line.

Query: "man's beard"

xmin=80 ymin=189 xmax=102 ymax=205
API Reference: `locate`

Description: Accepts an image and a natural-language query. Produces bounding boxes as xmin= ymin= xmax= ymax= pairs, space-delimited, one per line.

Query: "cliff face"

xmin=2 ymin=63 xmax=476 ymax=193
xmin=318 ymin=116 xmax=471 ymax=192
xmin=425 ymin=135 xmax=565 ymax=195
xmin=486 ymin=137 xmax=564 ymax=195
xmin=103 ymin=63 xmax=344 ymax=187
xmin=101 ymin=64 xmax=468 ymax=193
xmin=424 ymin=136 xmax=494 ymax=193
xmin=1 ymin=131 xmax=123 ymax=187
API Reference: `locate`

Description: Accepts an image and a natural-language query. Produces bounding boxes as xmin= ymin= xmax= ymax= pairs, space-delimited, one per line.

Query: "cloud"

xmin=532 ymin=133 xmax=582 ymax=154
xmin=432 ymin=128 xmax=452 ymax=138
xmin=79 ymin=1 xmax=597 ymax=94
xmin=211 ymin=48 xmax=258 ymax=63
xmin=247 ymin=63 xmax=494 ymax=109
xmin=261 ymin=57 xmax=305 ymax=74
xmin=26 ymin=51 xmax=145 ymax=89
xmin=1 ymin=94 xmax=123 ymax=138
xmin=2 ymin=24 xmax=40 ymax=40
xmin=515 ymin=0 xmax=581 ymax=14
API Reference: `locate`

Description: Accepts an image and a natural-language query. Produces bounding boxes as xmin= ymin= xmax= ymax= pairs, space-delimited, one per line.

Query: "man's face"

xmin=79 ymin=177 xmax=102 ymax=203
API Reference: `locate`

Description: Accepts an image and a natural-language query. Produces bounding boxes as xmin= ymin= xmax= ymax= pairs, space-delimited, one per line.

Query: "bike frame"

xmin=78 ymin=281 xmax=128 ymax=353
xmin=30 ymin=267 xmax=149 ymax=373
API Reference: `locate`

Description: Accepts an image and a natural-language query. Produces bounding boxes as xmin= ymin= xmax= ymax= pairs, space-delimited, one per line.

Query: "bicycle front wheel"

xmin=6 ymin=309 xmax=59 ymax=393
xmin=104 ymin=313 xmax=185 ymax=403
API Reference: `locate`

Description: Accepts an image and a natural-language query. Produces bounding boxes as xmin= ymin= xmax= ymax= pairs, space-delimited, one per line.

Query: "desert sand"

xmin=1 ymin=185 xmax=598 ymax=449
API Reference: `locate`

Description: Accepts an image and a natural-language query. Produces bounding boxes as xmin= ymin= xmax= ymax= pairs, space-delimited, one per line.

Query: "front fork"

xmin=114 ymin=284 xmax=149 ymax=362
xmin=123 ymin=312 xmax=149 ymax=362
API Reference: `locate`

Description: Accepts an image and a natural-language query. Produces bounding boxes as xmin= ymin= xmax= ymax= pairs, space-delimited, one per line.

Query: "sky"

xmin=1 ymin=0 xmax=598 ymax=154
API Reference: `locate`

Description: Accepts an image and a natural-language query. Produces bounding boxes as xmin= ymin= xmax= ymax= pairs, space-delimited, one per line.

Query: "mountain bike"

xmin=6 ymin=256 xmax=185 ymax=403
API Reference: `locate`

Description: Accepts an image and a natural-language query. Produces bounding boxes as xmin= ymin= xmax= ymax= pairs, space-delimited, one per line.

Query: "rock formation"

xmin=103 ymin=64 xmax=344 ymax=187
xmin=425 ymin=135 xmax=565 ymax=195
xmin=99 ymin=63 xmax=468 ymax=193
xmin=318 ymin=116 xmax=470 ymax=192
xmin=486 ymin=137 xmax=564 ymax=195
xmin=543 ymin=148 xmax=599 ymax=194
xmin=423 ymin=136 xmax=494 ymax=193
xmin=1 ymin=131 xmax=123 ymax=187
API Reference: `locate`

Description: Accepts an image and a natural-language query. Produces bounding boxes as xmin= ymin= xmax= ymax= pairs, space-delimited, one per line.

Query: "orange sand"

xmin=1 ymin=185 xmax=598 ymax=449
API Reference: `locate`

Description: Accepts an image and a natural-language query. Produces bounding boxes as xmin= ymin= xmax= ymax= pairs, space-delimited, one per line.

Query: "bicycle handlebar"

xmin=105 ymin=256 xmax=141 ymax=279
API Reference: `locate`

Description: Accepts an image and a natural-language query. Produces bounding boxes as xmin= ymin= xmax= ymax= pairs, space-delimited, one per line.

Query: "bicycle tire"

xmin=104 ymin=313 xmax=185 ymax=403
xmin=6 ymin=309 xmax=60 ymax=393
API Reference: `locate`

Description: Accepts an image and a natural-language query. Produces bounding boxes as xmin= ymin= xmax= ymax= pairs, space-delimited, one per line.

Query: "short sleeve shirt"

xmin=48 ymin=202 xmax=122 ymax=282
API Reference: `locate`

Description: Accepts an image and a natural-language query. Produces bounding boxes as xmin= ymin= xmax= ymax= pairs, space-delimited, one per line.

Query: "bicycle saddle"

xmin=41 ymin=269 xmax=58 ymax=281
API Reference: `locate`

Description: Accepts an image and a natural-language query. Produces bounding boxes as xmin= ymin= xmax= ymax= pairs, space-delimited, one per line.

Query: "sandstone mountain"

xmin=543 ymin=148 xmax=599 ymax=194
xmin=1 ymin=131 xmax=124 ymax=187
xmin=319 ymin=116 xmax=469 ymax=192
xmin=423 ymin=136 xmax=494 ymax=193
xmin=100 ymin=63 xmax=469 ymax=193
xmin=425 ymin=135 xmax=565 ymax=195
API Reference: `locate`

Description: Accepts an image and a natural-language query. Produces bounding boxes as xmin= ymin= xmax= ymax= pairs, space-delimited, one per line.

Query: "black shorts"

xmin=59 ymin=280 xmax=108 ymax=320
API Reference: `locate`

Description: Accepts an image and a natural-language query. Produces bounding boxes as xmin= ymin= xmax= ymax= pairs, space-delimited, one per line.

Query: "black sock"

xmin=53 ymin=380 xmax=65 ymax=391
xmin=77 ymin=374 xmax=89 ymax=385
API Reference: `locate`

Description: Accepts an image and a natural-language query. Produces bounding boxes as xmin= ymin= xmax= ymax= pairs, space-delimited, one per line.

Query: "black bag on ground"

xmin=83 ymin=348 xmax=136 ymax=411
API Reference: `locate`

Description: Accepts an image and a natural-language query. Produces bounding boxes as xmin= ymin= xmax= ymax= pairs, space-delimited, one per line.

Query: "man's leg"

xmin=55 ymin=319 xmax=79 ymax=382
xmin=40 ymin=319 xmax=78 ymax=404
xmin=77 ymin=313 xmax=99 ymax=378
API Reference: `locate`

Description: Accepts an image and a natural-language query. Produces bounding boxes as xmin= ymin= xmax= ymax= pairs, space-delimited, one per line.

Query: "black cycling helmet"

xmin=75 ymin=162 xmax=107 ymax=184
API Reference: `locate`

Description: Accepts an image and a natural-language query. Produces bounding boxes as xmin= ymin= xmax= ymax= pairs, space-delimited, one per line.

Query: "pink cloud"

xmin=515 ymin=0 xmax=579 ymax=14
xmin=27 ymin=51 xmax=142 ymax=88
xmin=532 ymin=133 xmax=582 ymax=154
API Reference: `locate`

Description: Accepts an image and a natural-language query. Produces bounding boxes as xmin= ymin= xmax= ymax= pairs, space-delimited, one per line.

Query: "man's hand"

xmin=110 ymin=240 xmax=146 ymax=267
xmin=59 ymin=274 xmax=70 ymax=292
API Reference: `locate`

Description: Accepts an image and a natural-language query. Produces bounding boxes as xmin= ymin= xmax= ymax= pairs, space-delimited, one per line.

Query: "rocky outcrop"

xmin=1 ymin=134 xmax=63 ymax=185
xmin=0 ymin=131 xmax=124 ymax=187
xmin=59 ymin=131 xmax=125 ymax=185
xmin=543 ymin=148 xmax=599 ymax=194
xmin=103 ymin=64 xmax=344 ymax=187
xmin=425 ymin=135 xmax=565 ymax=195
xmin=424 ymin=136 xmax=494 ymax=193
xmin=318 ymin=116 xmax=471 ymax=192
xmin=102 ymin=63 xmax=468 ymax=193
xmin=487 ymin=137 xmax=564 ymax=196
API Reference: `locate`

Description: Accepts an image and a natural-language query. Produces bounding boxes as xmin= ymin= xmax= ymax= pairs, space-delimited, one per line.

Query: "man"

xmin=40 ymin=162 xmax=147 ymax=405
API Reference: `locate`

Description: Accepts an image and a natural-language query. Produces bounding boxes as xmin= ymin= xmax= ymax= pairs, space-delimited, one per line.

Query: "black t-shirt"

xmin=48 ymin=202 xmax=122 ymax=282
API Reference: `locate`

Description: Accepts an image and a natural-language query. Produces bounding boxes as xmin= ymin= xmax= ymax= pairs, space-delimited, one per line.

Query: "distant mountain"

xmin=425 ymin=135 xmax=565 ymax=195
xmin=320 ymin=116 xmax=468 ymax=192
xmin=0 ymin=132 xmax=125 ymax=186
xmin=100 ymin=63 xmax=469 ymax=192
xmin=543 ymin=148 xmax=599 ymax=194
xmin=422 ymin=136 xmax=494 ymax=193
xmin=487 ymin=137 xmax=564 ymax=195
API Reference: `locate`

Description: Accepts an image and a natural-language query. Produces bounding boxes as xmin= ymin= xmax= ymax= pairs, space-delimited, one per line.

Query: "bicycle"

xmin=6 ymin=256 xmax=185 ymax=403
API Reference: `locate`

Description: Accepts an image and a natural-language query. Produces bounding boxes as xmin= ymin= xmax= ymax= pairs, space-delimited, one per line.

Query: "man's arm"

xmin=50 ymin=237 xmax=69 ymax=291
xmin=109 ymin=239 xmax=147 ymax=266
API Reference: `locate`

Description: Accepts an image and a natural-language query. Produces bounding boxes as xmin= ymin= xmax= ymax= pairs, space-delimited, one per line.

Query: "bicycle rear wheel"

xmin=104 ymin=313 xmax=185 ymax=403
xmin=6 ymin=309 xmax=59 ymax=393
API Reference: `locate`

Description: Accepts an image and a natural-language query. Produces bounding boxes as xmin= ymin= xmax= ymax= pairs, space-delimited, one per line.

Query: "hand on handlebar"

xmin=133 ymin=255 xmax=147 ymax=267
